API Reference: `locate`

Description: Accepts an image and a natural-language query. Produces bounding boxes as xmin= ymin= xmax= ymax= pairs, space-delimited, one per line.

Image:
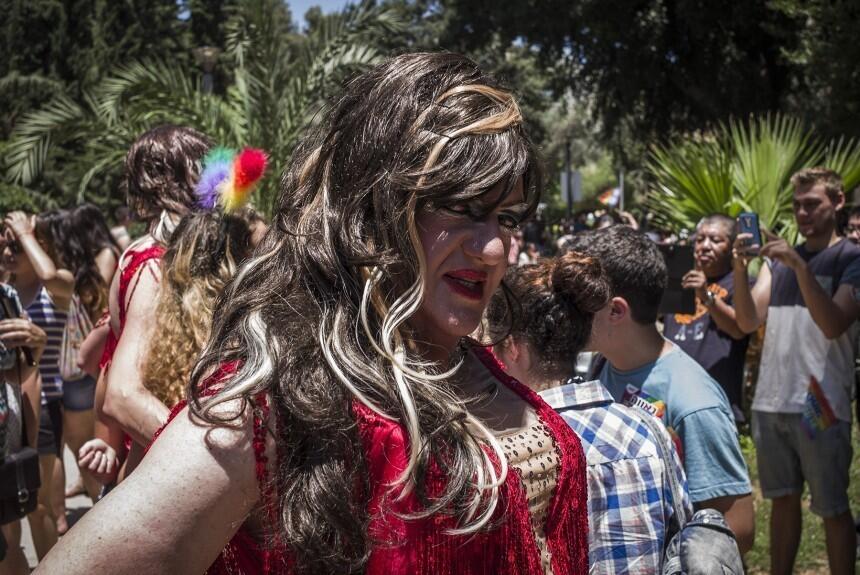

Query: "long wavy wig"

xmin=190 ymin=52 xmax=541 ymax=573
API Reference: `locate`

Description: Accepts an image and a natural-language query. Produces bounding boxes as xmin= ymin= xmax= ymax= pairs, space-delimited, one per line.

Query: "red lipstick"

xmin=443 ymin=269 xmax=487 ymax=300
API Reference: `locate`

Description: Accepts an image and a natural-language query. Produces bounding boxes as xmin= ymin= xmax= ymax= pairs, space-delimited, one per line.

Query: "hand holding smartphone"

xmin=737 ymin=212 xmax=763 ymax=255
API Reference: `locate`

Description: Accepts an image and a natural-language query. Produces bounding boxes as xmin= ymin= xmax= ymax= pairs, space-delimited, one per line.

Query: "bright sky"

xmin=289 ymin=0 xmax=349 ymax=25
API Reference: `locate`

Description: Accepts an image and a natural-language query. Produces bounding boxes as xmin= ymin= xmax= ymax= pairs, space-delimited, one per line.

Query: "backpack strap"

xmin=637 ymin=409 xmax=687 ymax=531
xmin=586 ymin=353 xmax=608 ymax=382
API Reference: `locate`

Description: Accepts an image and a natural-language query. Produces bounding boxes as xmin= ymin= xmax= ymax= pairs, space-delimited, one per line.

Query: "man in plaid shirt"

xmin=541 ymin=379 xmax=692 ymax=573
xmin=487 ymin=248 xmax=694 ymax=573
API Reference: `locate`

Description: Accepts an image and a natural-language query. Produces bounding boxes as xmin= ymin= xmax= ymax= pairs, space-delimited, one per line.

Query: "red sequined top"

xmin=99 ymin=244 xmax=166 ymax=370
xmin=159 ymin=347 xmax=589 ymax=575
xmin=99 ymin=243 xmax=165 ymax=454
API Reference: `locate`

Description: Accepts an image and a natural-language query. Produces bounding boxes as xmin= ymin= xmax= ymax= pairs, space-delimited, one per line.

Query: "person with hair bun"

xmin=38 ymin=52 xmax=589 ymax=575
xmin=488 ymin=251 xmax=692 ymax=573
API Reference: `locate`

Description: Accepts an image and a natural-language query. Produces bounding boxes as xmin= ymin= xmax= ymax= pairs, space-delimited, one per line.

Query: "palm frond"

xmin=645 ymin=135 xmax=735 ymax=232
xmin=824 ymin=137 xmax=860 ymax=193
xmin=5 ymin=94 xmax=85 ymax=184
xmin=728 ymin=113 xmax=824 ymax=229
xmin=0 ymin=72 xmax=65 ymax=97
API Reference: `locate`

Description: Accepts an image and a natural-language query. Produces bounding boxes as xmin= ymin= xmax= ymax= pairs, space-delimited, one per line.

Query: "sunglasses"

xmin=1 ymin=230 xmax=19 ymax=255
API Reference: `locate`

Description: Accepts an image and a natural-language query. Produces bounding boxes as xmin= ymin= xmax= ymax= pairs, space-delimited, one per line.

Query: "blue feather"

xmin=196 ymin=161 xmax=232 ymax=209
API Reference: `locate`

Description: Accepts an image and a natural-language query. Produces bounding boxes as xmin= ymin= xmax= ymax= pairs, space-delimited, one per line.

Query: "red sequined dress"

xmin=99 ymin=243 xmax=165 ymax=454
xmin=156 ymin=347 xmax=589 ymax=575
xmin=99 ymin=243 xmax=166 ymax=370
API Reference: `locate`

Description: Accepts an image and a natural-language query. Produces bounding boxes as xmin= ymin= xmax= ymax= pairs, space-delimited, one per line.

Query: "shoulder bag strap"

xmin=637 ymin=409 xmax=687 ymax=530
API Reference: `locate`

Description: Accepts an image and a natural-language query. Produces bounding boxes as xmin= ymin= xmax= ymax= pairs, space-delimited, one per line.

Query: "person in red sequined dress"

xmin=82 ymin=126 xmax=212 ymax=485
xmin=37 ymin=53 xmax=590 ymax=575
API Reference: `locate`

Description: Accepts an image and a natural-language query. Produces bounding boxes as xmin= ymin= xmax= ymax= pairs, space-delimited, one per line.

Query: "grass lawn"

xmin=741 ymin=430 xmax=860 ymax=573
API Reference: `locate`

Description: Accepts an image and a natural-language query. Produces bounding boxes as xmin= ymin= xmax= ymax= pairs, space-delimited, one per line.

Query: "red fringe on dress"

xmin=155 ymin=348 xmax=589 ymax=574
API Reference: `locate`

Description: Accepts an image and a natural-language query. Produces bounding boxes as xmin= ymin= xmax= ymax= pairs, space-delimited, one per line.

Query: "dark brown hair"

xmin=190 ymin=52 xmax=541 ymax=573
xmin=124 ymin=125 xmax=211 ymax=224
xmin=567 ymin=225 xmax=667 ymax=324
xmin=488 ymin=251 xmax=611 ymax=376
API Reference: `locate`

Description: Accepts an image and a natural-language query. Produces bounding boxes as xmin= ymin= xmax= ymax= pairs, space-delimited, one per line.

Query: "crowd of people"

xmin=0 ymin=52 xmax=857 ymax=574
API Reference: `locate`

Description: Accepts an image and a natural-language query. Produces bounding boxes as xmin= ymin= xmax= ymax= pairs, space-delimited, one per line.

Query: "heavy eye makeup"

xmin=436 ymin=201 xmax=529 ymax=230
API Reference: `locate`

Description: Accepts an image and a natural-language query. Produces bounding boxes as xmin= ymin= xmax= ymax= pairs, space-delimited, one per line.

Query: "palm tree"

xmin=646 ymin=134 xmax=735 ymax=234
xmin=5 ymin=0 xmax=403 ymax=214
xmin=646 ymin=113 xmax=860 ymax=238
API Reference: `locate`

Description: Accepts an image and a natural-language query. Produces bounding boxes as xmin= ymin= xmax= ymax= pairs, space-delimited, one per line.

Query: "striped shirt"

xmin=26 ymin=287 xmax=67 ymax=403
xmin=541 ymin=379 xmax=692 ymax=574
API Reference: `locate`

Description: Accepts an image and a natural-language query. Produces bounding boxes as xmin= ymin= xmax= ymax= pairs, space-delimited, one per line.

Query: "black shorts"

xmin=62 ymin=375 xmax=97 ymax=412
xmin=37 ymin=400 xmax=63 ymax=457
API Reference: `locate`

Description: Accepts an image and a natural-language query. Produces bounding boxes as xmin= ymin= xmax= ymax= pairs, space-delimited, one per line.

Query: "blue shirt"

xmin=599 ymin=344 xmax=751 ymax=503
xmin=541 ymin=379 xmax=692 ymax=574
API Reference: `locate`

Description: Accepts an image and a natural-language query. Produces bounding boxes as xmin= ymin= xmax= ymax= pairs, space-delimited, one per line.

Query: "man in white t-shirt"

xmin=733 ymin=167 xmax=860 ymax=575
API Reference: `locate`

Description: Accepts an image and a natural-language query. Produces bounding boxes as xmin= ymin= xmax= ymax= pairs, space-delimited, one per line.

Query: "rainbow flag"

xmin=801 ymin=376 xmax=836 ymax=439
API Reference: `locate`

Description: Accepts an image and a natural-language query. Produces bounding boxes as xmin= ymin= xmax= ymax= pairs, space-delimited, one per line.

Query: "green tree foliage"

xmin=646 ymin=114 xmax=860 ymax=238
xmin=429 ymin=0 xmax=860 ymax=176
xmin=432 ymin=1 xmax=803 ymax=162
xmin=4 ymin=0 xmax=403 ymax=213
xmin=1 ymin=0 xmax=187 ymax=92
xmin=772 ymin=0 xmax=860 ymax=140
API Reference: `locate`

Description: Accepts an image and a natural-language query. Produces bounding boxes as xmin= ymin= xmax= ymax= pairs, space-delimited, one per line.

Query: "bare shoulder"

xmin=35 ymin=397 xmax=275 ymax=575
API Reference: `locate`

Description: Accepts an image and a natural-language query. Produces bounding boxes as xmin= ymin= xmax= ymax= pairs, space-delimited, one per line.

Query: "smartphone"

xmin=0 ymin=289 xmax=35 ymax=367
xmin=737 ymin=212 xmax=763 ymax=254
xmin=657 ymin=244 xmax=696 ymax=315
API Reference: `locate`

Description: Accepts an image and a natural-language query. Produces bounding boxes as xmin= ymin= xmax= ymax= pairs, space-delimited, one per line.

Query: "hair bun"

xmin=550 ymin=250 xmax=611 ymax=315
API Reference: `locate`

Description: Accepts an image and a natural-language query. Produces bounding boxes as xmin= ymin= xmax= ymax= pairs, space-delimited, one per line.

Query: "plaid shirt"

xmin=540 ymin=379 xmax=692 ymax=575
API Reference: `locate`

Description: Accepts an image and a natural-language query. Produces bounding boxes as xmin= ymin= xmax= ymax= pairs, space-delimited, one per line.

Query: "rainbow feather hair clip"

xmin=196 ymin=147 xmax=268 ymax=212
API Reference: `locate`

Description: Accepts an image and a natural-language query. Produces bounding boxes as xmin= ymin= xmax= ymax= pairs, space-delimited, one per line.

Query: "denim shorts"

xmin=751 ymin=410 xmax=852 ymax=517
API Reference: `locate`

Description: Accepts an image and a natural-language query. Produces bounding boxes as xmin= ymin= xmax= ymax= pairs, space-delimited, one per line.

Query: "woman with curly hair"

xmin=143 ymin=211 xmax=253 ymax=408
xmin=487 ymin=252 xmax=693 ymax=572
xmin=90 ymin=125 xmax=211 ymax=484
xmin=39 ymin=53 xmax=589 ymax=575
